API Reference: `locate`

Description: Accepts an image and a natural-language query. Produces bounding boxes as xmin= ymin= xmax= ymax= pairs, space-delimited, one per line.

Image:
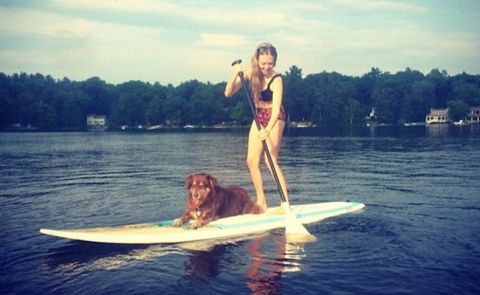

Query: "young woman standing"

xmin=224 ymin=42 xmax=289 ymax=211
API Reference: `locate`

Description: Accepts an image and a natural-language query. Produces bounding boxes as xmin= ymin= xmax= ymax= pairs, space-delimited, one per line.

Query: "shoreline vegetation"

xmin=5 ymin=122 xmax=480 ymax=134
xmin=1 ymin=66 xmax=479 ymax=132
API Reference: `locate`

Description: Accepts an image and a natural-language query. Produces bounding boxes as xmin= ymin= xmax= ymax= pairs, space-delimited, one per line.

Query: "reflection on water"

xmin=3 ymin=130 xmax=479 ymax=294
xmin=43 ymin=242 xmax=181 ymax=274
xmin=246 ymin=235 xmax=284 ymax=294
xmin=426 ymin=124 xmax=450 ymax=137
xmin=294 ymin=124 xmax=480 ymax=138
xmin=283 ymin=243 xmax=306 ymax=273
xmin=245 ymin=232 xmax=306 ymax=294
xmin=43 ymin=231 xmax=307 ymax=294
xmin=425 ymin=123 xmax=480 ymax=137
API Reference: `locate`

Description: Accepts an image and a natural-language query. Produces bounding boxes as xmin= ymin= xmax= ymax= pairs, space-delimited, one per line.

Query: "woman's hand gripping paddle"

xmin=231 ymin=59 xmax=316 ymax=244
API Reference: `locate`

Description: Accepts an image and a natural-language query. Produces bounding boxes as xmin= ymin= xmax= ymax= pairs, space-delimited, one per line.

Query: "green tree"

xmin=452 ymin=82 xmax=480 ymax=107
xmin=372 ymin=77 xmax=399 ymax=124
xmin=1 ymin=68 xmax=480 ymax=130
xmin=229 ymin=100 xmax=250 ymax=125
xmin=448 ymin=100 xmax=470 ymax=121
xmin=34 ymin=100 xmax=57 ymax=129
xmin=146 ymin=96 xmax=165 ymax=125
xmin=80 ymin=77 xmax=114 ymax=116
xmin=17 ymin=91 xmax=37 ymax=126
xmin=345 ymin=98 xmax=362 ymax=125
xmin=176 ymin=80 xmax=200 ymax=102
xmin=426 ymin=69 xmax=450 ymax=108
xmin=187 ymin=83 xmax=220 ymax=125
xmin=407 ymin=80 xmax=435 ymax=122
xmin=62 ymin=89 xmax=89 ymax=128
xmin=357 ymin=68 xmax=381 ymax=106
xmin=284 ymin=65 xmax=310 ymax=121
xmin=306 ymin=72 xmax=356 ymax=128
xmin=163 ymin=94 xmax=187 ymax=126
xmin=0 ymin=73 xmax=13 ymax=128
xmin=145 ymin=83 xmax=168 ymax=125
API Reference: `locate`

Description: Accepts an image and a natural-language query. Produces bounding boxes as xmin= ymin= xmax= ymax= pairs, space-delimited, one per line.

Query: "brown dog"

xmin=174 ymin=173 xmax=261 ymax=228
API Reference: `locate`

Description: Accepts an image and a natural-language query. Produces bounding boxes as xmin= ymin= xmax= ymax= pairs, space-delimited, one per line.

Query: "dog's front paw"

xmin=173 ymin=218 xmax=184 ymax=227
xmin=191 ymin=220 xmax=201 ymax=229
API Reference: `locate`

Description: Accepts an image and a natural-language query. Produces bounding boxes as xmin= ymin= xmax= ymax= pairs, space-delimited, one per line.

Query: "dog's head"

xmin=185 ymin=173 xmax=218 ymax=207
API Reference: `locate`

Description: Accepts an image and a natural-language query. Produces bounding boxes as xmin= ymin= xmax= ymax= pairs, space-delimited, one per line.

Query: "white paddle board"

xmin=40 ymin=201 xmax=365 ymax=244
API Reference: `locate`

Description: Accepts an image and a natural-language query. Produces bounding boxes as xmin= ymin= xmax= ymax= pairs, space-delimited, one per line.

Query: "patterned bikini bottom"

xmin=256 ymin=107 xmax=287 ymax=128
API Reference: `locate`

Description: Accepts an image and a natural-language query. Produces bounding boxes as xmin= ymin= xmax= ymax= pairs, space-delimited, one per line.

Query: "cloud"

xmin=0 ymin=1 xmax=478 ymax=83
xmin=329 ymin=0 xmax=427 ymax=13
xmin=51 ymin=0 xmax=285 ymax=29
xmin=51 ymin=0 xmax=179 ymax=14
xmin=0 ymin=6 xmax=165 ymax=48
xmin=0 ymin=6 xmax=178 ymax=82
xmin=197 ymin=33 xmax=250 ymax=47
xmin=272 ymin=17 xmax=479 ymax=76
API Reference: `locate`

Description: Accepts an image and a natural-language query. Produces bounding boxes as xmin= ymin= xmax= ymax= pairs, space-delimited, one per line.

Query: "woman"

xmin=224 ymin=42 xmax=289 ymax=211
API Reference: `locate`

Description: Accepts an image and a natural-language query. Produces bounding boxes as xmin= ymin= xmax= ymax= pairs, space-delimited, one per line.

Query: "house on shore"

xmin=426 ymin=107 xmax=480 ymax=125
xmin=466 ymin=107 xmax=480 ymax=124
xmin=86 ymin=114 xmax=107 ymax=131
xmin=426 ymin=109 xmax=449 ymax=125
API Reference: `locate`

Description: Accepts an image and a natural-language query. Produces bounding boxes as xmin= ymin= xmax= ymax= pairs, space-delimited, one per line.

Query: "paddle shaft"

xmin=235 ymin=65 xmax=287 ymax=204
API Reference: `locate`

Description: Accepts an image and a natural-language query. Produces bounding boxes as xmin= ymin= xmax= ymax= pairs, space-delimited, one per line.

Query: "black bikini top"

xmin=260 ymin=74 xmax=282 ymax=102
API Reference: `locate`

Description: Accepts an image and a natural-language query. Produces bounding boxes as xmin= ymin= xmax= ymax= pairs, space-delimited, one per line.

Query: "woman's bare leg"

xmin=247 ymin=121 xmax=267 ymax=210
xmin=263 ymin=120 xmax=289 ymax=203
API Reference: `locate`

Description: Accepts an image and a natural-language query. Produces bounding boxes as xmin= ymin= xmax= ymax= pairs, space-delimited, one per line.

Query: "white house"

xmin=466 ymin=107 xmax=480 ymax=124
xmin=426 ymin=109 xmax=449 ymax=125
xmin=86 ymin=114 xmax=107 ymax=131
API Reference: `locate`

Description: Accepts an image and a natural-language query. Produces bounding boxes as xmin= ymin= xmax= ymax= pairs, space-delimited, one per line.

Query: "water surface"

xmin=1 ymin=126 xmax=479 ymax=294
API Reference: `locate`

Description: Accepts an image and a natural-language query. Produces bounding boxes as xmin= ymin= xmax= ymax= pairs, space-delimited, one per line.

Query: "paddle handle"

xmin=234 ymin=60 xmax=288 ymax=204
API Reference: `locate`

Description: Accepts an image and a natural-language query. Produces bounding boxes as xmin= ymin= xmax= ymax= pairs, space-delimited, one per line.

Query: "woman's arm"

xmin=224 ymin=66 xmax=250 ymax=97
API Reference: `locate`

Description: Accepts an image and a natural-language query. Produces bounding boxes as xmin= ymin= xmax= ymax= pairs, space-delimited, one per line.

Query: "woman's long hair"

xmin=250 ymin=43 xmax=278 ymax=103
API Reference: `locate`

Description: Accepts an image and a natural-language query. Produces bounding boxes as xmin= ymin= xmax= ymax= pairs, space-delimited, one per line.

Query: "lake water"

xmin=1 ymin=125 xmax=480 ymax=294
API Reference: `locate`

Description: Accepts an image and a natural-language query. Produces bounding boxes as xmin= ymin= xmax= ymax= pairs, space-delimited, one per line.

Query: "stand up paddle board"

xmin=40 ymin=201 xmax=365 ymax=244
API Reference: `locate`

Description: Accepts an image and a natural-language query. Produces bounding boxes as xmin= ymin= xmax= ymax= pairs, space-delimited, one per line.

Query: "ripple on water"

xmin=2 ymin=132 xmax=480 ymax=294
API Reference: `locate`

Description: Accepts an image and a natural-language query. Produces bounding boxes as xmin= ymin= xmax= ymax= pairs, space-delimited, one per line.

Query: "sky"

xmin=1 ymin=0 xmax=479 ymax=85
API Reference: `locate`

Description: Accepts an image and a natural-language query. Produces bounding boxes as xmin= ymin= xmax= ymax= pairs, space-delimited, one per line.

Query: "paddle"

xmin=232 ymin=59 xmax=316 ymax=244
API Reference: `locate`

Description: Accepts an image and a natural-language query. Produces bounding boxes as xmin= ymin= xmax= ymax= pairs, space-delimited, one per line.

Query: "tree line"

xmin=1 ymin=67 xmax=479 ymax=131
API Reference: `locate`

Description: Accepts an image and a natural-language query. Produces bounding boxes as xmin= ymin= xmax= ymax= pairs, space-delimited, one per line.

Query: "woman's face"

xmin=258 ymin=54 xmax=275 ymax=77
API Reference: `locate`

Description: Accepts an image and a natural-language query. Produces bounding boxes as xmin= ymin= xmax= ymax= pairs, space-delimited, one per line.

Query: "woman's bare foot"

xmin=256 ymin=200 xmax=267 ymax=212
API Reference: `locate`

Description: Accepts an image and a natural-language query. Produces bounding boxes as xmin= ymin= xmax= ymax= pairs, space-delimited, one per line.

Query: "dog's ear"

xmin=185 ymin=174 xmax=194 ymax=189
xmin=207 ymin=174 xmax=218 ymax=188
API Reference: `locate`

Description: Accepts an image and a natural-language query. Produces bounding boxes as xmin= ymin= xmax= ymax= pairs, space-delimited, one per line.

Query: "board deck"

xmin=40 ymin=201 xmax=365 ymax=244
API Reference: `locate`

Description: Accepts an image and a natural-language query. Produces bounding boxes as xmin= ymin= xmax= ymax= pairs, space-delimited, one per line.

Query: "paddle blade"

xmin=282 ymin=203 xmax=317 ymax=244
